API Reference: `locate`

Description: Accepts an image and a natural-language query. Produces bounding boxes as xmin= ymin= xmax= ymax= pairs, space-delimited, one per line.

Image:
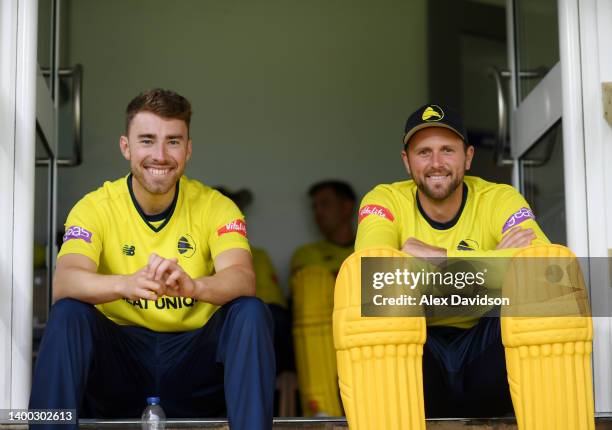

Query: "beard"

xmin=414 ymin=172 xmax=463 ymax=201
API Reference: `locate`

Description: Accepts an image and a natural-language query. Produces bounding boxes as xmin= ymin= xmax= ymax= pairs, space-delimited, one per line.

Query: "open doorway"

xmin=428 ymin=0 xmax=511 ymax=184
xmin=30 ymin=0 xmax=560 ymax=422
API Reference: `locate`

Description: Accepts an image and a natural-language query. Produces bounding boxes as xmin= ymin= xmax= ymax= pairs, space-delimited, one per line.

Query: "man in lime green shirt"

xmin=291 ymin=181 xmax=357 ymax=276
xmin=355 ymin=103 xmax=548 ymax=417
xmin=30 ymin=89 xmax=274 ymax=429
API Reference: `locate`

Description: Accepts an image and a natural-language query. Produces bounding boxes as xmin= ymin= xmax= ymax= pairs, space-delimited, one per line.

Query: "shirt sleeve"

xmin=57 ymin=195 xmax=104 ymax=266
xmin=253 ymin=248 xmax=287 ymax=308
xmin=207 ymin=192 xmax=251 ymax=261
xmin=492 ymin=186 xmax=550 ymax=245
xmin=447 ymin=185 xmax=550 ymax=258
xmin=355 ymin=185 xmax=402 ymax=251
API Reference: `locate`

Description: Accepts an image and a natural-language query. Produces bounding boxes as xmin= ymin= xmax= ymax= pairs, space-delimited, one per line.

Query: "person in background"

xmin=215 ymin=187 xmax=296 ymax=415
xmin=290 ymin=180 xmax=357 ymax=416
xmin=291 ymin=180 xmax=357 ymax=276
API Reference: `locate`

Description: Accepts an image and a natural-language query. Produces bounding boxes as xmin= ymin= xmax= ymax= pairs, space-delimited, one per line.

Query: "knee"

xmin=47 ymin=298 xmax=97 ymax=330
xmin=228 ymin=297 xmax=273 ymax=329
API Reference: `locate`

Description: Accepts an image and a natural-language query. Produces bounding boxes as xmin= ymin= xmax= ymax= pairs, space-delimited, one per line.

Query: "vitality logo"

xmin=358 ymin=205 xmax=395 ymax=223
xmin=122 ymin=245 xmax=135 ymax=256
xmin=217 ymin=219 xmax=247 ymax=237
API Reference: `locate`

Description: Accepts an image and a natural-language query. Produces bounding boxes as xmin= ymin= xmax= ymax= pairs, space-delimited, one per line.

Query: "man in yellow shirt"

xmin=215 ymin=186 xmax=294 ymax=377
xmin=291 ymin=181 xmax=357 ymax=276
xmin=29 ymin=89 xmax=274 ymax=430
xmin=290 ymin=181 xmax=356 ymax=416
xmin=356 ymin=103 xmax=549 ymax=417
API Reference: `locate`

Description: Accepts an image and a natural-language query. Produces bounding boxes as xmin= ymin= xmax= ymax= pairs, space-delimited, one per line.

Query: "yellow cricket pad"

xmin=502 ymin=244 xmax=594 ymax=430
xmin=292 ymin=266 xmax=343 ymax=416
xmin=333 ymin=247 xmax=426 ymax=430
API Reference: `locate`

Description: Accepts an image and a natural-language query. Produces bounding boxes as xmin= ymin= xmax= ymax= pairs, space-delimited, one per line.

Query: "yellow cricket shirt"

xmin=355 ymin=176 xmax=550 ymax=328
xmin=252 ymin=247 xmax=287 ymax=308
xmin=291 ymin=240 xmax=354 ymax=277
xmin=58 ymin=174 xmax=251 ymax=332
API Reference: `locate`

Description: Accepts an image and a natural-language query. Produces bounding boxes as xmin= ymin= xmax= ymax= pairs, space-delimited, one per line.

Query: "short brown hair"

xmin=125 ymin=89 xmax=192 ymax=135
xmin=308 ymin=180 xmax=356 ymax=202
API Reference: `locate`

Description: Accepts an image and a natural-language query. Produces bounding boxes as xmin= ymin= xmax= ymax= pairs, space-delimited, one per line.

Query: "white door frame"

xmin=577 ymin=0 xmax=612 ymax=414
xmin=0 ymin=0 xmax=38 ymax=408
xmin=507 ymin=0 xmax=612 ymax=413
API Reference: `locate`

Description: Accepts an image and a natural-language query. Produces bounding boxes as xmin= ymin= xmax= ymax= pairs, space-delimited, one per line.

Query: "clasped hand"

xmin=122 ymin=253 xmax=196 ymax=301
xmin=400 ymin=226 xmax=537 ymax=258
xmin=401 ymin=237 xmax=447 ymax=258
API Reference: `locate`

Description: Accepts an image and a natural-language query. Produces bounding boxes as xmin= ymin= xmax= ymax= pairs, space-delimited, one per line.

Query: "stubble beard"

xmin=416 ymin=173 xmax=463 ymax=202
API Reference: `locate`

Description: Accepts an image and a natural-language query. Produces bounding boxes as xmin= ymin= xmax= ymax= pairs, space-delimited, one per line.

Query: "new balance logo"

xmin=122 ymin=245 xmax=135 ymax=256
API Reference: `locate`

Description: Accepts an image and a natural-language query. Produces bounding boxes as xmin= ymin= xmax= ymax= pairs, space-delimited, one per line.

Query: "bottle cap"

xmin=146 ymin=396 xmax=160 ymax=405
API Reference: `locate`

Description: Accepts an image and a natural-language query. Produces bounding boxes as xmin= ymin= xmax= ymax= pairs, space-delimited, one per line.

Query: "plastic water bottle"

xmin=141 ymin=396 xmax=166 ymax=430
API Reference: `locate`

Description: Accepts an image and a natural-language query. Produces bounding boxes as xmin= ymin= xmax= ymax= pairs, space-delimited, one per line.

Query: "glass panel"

xmin=519 ymin=120 xmax=566 ymax=244
xmin=460 ymin=33 xmax=513 ymax=185
xmin=58 ymin=74 xmax=76 ymax=160
xmin=37 ymin=0 xmax=54 ymax=91
xmin=513 ymin=0 xmax=559 ymax=102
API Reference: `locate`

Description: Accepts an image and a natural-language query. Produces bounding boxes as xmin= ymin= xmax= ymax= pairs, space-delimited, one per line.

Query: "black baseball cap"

xmin=403 ymin=104 xmax=467 ymax=148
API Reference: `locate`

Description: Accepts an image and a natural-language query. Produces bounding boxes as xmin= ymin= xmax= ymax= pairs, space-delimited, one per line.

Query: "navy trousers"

xmin=423 ymin=316 xmax=514 ymax=418
xmin=29 ymin=296 xmax=275 ymax=429
xmin=267 ymin=304 xmax=294 ymax=374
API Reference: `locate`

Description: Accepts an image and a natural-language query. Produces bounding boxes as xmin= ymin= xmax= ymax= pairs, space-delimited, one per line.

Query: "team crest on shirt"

xmin=177 ymin=234 xmax=196 ymax=258
xmin=457 ymin=239 xmax=479 ymax=251
xmin=217 ymin=219 xmax=247 ymax=237
xmin=358 ymin=205 xmax=395 ymax=223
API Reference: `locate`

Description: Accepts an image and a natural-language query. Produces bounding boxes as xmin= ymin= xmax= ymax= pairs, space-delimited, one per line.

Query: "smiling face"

xmin=402 ymin=127 xmax=474 ymax=202
xmin=119 ymin=111 xmax=192 ymax=201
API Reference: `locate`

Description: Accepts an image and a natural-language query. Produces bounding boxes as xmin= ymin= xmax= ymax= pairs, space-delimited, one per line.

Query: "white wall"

xmin=60 ymin=0 xmax=428 ymax=286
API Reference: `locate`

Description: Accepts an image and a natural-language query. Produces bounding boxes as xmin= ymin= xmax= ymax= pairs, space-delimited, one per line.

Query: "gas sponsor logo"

xmin=63 ymin=226 xmax=93 ymax=243
xmin=358 ymin=205 xmax=395 ymax=223
xmin=217 ymin=219 xmax=247 ymax=237
xmin=502 ymin=207 xmax=535 ymax=234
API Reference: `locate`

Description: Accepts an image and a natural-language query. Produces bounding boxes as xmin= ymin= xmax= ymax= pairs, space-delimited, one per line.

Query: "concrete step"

xmin=2 ymin=417 xmax=612 ymax=429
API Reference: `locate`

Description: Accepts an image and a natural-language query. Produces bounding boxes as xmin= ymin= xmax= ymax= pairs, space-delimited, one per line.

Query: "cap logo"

xmin=422 ymin=105 xmax=444 ymax=122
